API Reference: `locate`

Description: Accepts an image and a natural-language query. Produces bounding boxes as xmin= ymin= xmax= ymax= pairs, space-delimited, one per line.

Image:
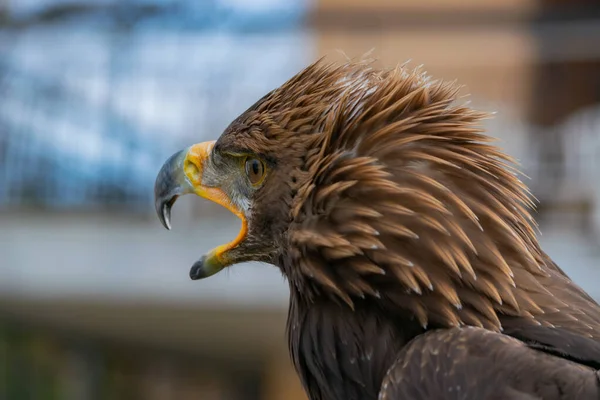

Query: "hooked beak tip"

xmin=154 ymin=148 xmax=190 ymax=231
xmin=158 ymin=196 xmax=177 ymax=230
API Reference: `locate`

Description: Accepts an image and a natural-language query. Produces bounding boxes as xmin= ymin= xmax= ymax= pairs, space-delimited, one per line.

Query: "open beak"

xmin=154 ymin=141 xmax=247 ymax=280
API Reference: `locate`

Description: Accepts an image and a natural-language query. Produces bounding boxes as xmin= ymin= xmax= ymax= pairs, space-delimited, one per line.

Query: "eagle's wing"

xmin=379 ymin=327 xmax=600 ymax=400
xmin=501 ymin=255 xmax=600 ymax=369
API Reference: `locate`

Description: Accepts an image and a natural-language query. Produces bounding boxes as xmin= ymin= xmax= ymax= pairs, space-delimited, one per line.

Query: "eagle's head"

xmin=154 ymin=58 xmax=549 ymax=331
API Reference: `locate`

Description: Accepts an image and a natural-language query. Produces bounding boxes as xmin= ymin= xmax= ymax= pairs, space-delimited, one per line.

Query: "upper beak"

xmin=154 ymin=148 xmax=193 ymax=230
xmin=154 ymin=141 xmax=247 ymax=279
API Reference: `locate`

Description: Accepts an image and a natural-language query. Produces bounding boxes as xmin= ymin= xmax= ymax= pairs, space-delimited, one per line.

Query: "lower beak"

xmin=154 ymin=141 xmax=247 ymax=280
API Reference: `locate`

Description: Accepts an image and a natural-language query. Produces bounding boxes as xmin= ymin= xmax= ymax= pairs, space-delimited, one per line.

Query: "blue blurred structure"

xmin=0 ymin=0 xmax=311 ymax=211
xmin=5 ymin=0 xmax=307 ymax=31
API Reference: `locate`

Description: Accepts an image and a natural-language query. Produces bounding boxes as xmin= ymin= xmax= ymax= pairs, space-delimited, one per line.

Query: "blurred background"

xmin=0 ymin=0 xmax=599 ymax=398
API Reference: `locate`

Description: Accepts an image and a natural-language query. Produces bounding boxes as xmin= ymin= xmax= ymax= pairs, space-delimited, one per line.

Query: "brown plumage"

xmin=154 ymin=57 xmax=600 ymax=399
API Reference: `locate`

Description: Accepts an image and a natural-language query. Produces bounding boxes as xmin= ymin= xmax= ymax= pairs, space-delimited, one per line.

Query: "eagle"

xmin=154 ymin=58 xmax=600 ymax=399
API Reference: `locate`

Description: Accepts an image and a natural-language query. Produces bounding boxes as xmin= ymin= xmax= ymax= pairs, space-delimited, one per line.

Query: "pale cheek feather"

xmin=232 ymin=192 xmax=251 ymax=214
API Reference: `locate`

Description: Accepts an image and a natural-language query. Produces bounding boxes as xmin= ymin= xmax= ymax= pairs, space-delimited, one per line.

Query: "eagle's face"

xmin=154 ymin=113 xmax=310 ymax=280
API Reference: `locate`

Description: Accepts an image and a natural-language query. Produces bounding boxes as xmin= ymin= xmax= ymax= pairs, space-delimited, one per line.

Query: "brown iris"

xmin=244 ymin=157 xmax=265 ymax=186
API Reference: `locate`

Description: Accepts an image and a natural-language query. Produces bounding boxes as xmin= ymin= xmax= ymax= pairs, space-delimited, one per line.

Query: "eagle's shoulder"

xmin=379 ymin=326 xmax=600 ymax=400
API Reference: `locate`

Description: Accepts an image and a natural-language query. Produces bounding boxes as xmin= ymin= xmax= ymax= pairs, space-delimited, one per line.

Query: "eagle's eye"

xmin=244 ymin=157 xmax=266 ymax=186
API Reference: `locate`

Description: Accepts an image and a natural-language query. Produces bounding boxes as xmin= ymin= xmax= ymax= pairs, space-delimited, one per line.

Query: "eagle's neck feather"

xmin=287 ymin=288 xmax=423 ymax=400
xmin=278 ymin=61 xmax=554 ymax=333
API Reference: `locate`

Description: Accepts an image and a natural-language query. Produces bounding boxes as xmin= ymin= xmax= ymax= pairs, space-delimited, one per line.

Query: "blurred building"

xmin=0 ymin=0 xmax=599 ymax=399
